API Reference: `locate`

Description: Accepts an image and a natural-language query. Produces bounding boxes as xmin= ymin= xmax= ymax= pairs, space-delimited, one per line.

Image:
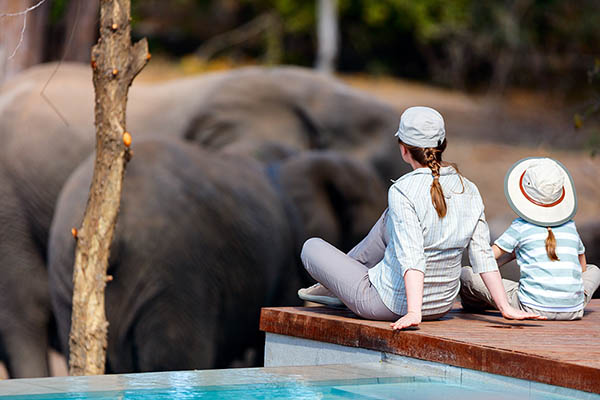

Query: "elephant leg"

xmin=47 ymin=239 xmax=77 ymax=361
xmin=2 ymin=326 xmax=49 ymax=378
xmin=107 ymin=300 xmax=219 ymax=373
xmin=0 ymin=239 xmax=51 ymax=378
xmin=0 ymin=181 xmax=51 ymax=378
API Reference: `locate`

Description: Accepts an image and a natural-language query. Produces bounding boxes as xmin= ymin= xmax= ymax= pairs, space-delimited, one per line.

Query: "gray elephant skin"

xmin=48 ymin=139 xmax=386 ymax=372
xmin=580 ymin=221 xmax=600 ymax=298
xmin=0 ymin=62 xmax=404 ymax=377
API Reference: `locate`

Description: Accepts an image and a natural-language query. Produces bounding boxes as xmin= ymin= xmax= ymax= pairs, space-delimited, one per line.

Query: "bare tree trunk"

xmin=62 ymin=0 xmax=100 ymax=62
xmin=487 ymin=0 xmax=533 ymax=94
xmin=0 ymin=0 xmax=51 ymax=82
xmin=263 ymin=13 xmax=283 ymax=65
xmin=315 ymin=0 xmax=338 ymax=74
xmin=195 ymin=12 xmax=278 ymax=63
xmin=68 ymin=0 xmax=148 ymax=376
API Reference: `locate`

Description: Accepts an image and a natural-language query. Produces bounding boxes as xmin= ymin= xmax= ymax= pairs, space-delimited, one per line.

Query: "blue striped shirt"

xmin=368 ymin=166 xmax=498 ymax=316
xmin=495 ymin=218 xmax=585 ymax=312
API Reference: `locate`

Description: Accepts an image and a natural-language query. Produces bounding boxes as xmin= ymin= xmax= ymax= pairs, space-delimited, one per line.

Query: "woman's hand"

xmin=501 ymin=306 xmax=546 ymax=320
xmin=390 ymin=311 xmax=422 ymax=330
xmin=391 ymin=269 xmax=425 ymax=330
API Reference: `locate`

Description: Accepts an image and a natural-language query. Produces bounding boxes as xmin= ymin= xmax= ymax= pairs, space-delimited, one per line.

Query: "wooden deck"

xmin=260 ymin=299 xmax=600 ymax=394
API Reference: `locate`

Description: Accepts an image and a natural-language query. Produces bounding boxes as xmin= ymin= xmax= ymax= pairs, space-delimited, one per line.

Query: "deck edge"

xmin=259 ymin=306 xmax=600 ymax=394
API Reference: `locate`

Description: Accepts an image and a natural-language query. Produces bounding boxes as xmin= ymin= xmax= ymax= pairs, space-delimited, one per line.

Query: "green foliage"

xmin=272 ymin=0 xmax=316 ymax=33
xmin=127 ymin=0 xmax=600 ymax=91
xmin=49 ymin=0 xmax=69 ymax=25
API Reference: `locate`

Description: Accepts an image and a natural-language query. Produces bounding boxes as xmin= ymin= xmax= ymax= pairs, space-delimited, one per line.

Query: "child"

xmin=460 ymin=157 xmax=600 ymax=320
xmin=298 ymin=106 xmax=543 ymax=330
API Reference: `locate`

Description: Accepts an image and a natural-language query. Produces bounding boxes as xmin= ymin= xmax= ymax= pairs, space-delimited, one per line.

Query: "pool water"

xmin=0 ymin=376 xmax=586 ymax=400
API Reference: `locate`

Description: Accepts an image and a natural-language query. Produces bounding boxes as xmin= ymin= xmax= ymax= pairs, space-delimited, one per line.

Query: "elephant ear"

xmin=278 ymin=151 xmax=387 ymax=252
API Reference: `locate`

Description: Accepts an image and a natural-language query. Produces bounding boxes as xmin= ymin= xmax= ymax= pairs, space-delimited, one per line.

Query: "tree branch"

xmin=0 ymin=0 xmax=48 ymax=60
xmin=194 ymin=12 xmax=278 ymax=62
xmin=0 ymin=0 xmax=47 ymax=17
xmin=68 ymin=0 xmax=149 ymax=376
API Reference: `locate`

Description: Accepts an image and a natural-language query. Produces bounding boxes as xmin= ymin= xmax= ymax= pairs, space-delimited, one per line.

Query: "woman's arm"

xmin=492 ymin=244 xmax=516 ymax=267
xmin=480 ymin=270 xmax=546 ymax=320
xmin=579 ymin=253 xmax=587 ymax=272
xmin=390 ymin=269 xmax=424 ymax=330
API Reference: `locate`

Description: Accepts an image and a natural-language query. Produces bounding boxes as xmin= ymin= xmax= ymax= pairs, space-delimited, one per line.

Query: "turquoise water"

xmin=0 ymin=377 xmax=582 ymax=400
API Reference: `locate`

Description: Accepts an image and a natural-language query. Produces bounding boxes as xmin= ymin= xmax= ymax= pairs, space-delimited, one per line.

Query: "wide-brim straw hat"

xmin=504 ymin=157 xmax=577 ymax=227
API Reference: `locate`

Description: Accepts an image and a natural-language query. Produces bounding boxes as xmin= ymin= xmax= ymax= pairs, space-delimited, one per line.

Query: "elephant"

xmin=0 ymin=62 xmax=404 ymax=377
xmin=1 ymin=62 xmax=405 ymax=176
xmin=47 ymin=139 xmax=386 ymax=372
xmin=178 ymin=67 xmax=406 ymax=180
xmin=0 ymin=65 xmax=94 ymax=378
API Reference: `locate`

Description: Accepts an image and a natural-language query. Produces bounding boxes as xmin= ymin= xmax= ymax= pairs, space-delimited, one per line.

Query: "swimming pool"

xmin=0 ymin=380 xmax=583 ymax=399
xmin=0 ymin=362 xmax=597 ymax=399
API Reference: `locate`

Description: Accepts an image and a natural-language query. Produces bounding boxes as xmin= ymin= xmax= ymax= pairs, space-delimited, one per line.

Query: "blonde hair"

xmin=400 ymin=139 xmax=460 ymax=218
xmin=545 ymin=227 xmax=560 ymax=261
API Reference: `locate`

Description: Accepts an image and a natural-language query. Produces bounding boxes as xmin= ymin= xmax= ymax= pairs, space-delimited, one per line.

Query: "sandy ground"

xmin=341 ymin=75 xmax=599 ymax=228
xmin=448 ymin=141 xmax=599 ymax=222
xmin=140 ymin=64 xmax=600 ymax=224
xmin=2 ymin=63 xmax=597 ymax=380
xmin=135 ymin=62 xmax=599 ymax=225
xmin=134 ymin=62 xmax=599 ymax=224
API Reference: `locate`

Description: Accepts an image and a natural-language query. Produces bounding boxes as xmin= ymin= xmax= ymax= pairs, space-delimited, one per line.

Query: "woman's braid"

xmin=400 ymin=139 xmax=451 ymax=218
xmin=424 ymin=147 xmax=446 ymax=218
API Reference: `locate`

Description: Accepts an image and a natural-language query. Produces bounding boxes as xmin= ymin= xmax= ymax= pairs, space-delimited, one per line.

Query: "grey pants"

xmin=301 ymin=210 xmax=401 ymax=321
xmin=460 ymin=264 xmax=600 ymax=320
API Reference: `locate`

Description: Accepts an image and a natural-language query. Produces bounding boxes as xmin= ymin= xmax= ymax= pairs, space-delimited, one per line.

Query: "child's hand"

xmin=501 ymin=306 xmax=547 ymax=321
xmin=493 ymin=244 xmax=516 ymax=267
xmin=390 ymin=311 xmax=421 ymax=330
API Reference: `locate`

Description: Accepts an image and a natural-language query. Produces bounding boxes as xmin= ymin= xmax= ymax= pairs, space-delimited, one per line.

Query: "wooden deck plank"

xmin=260 ymin=299 xmax=600 ymax=394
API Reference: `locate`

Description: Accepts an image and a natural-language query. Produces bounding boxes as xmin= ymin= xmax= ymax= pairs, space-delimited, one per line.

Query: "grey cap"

xmin=395 ymin=106 xmax=445 ymax=148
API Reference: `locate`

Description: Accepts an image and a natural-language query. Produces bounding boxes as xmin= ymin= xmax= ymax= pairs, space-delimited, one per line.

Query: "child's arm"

xmin=480 ymin=271 xmax=546 ymax=320
xmin=390 ymin=269 xmax=424 ymax=330
xmin=492 ymin=244 xmax=516 ymax=267
xmin=579 ymin=253 xmax=587 ymax=273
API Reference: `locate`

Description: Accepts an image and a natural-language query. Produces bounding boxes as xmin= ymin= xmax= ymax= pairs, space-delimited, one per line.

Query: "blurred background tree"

xmin=135 ymin=0 xmax=600 ymax=96
xmin=0 ymin=0 xmax=97 ymax=80
xmin=574 ymin=59 xmax=600 ymax=157
xmin=2 ymin=0 xmax=600 ymax=97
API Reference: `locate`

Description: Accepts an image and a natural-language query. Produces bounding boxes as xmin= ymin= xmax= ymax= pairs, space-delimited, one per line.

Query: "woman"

xmin=298 ymin=106 xmax=544 ymax=330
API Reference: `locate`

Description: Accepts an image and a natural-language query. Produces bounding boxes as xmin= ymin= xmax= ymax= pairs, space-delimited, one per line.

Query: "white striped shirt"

xmin=495 ymin=219 xmax=585 ymax=312
xmin=368 ymin=166 xmax=498 ymax=316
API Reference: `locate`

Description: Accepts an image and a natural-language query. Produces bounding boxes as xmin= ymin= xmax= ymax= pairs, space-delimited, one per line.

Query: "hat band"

xmin=519 ymin=171 xmax=565 ymax=208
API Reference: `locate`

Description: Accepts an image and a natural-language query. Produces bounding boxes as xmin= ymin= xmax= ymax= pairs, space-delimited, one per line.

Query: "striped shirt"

xmin=368 ymin=166 xmax=498 ymax=316
xmin=495 ymin=218 xmax=585 ymax=312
